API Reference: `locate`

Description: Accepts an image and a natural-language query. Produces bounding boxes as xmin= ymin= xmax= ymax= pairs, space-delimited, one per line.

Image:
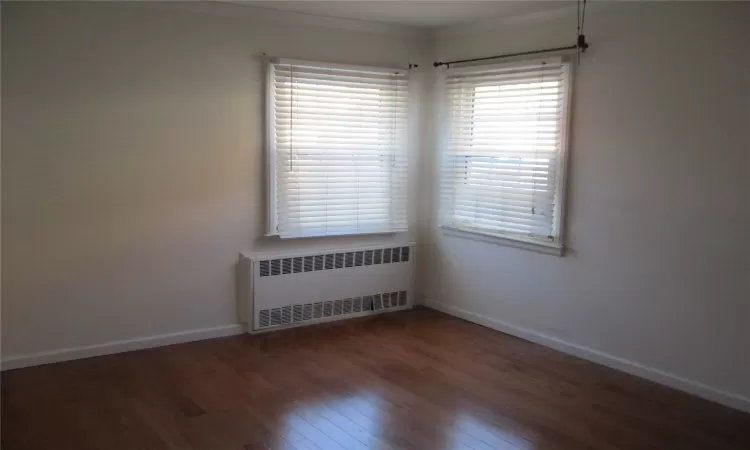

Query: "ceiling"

xmin=234 ymin=1 xmax=575 ymax=28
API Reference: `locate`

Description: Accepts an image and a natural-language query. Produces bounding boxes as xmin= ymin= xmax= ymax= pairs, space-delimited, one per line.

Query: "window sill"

xmin=440 ymin=226 xmax=565 ymax=257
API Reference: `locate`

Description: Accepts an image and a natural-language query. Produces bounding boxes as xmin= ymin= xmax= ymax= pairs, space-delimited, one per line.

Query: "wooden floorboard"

xmin=2 ymin=307 xmax=748 ymax=450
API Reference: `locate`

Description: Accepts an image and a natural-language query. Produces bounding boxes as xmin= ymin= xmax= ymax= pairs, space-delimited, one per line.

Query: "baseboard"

xmin=1 ymin=324 xmax=245 ymax=371
xmin=423 ymin=297 xmax=750 ymax=414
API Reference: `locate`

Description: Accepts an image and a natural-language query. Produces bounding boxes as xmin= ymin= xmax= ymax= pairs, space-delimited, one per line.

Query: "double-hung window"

xmin=440 ymin=58 xmax=572 ymax=251
xmin=267 ymin=59 xmax=409 ymax=238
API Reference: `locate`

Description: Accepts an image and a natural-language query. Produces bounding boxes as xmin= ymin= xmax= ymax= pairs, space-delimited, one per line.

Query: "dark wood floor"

xmin=2 ymin=308 xmax=748 ymax=450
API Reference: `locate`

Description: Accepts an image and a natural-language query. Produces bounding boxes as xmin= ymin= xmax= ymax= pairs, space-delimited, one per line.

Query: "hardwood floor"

xmin=2 ymin=308 xmax=748 ymax=450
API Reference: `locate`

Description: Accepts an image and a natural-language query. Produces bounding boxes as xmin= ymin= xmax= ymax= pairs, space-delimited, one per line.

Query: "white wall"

xmin=420 ymin=2 xmax=750 ymax=410
xmin=1 ymin=1 xmax=429 ymax=363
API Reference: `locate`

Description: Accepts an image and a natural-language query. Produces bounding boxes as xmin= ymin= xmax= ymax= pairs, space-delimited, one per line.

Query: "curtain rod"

xmin=433 ymin=36 xmax=589 ymax=68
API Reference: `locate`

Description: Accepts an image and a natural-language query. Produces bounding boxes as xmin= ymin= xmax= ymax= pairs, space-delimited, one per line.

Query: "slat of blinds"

xmin=442 ymin=156 xmax=557 ymax=164
xmin=276 ymin=125 xmax=406 ymax=132
xmin=450 ymin=222 xmax=543 ymax=237
xmin=284 ymin=218 xmax=407 ymax=224
xmin=275 ymin=109 xmax=407 ymax=117
xmin=276 ymin=117 xmax=406 ymax=125
xmin=279 ymin=178 xmax=408 ymax=184
xmin=441 ymin=192 xmax=555 ymax=204
xmin=280 ymin=213 xmax=403 ymax=221
xmin=449 ymin=116 xmax=561 ymax=123
xmin=276 ymin=158 xmax=408 ymax=166
xmin=446 ymin=105 xmax=561 ymax=114
xmin=278 ymin=165 xmax=408 ymax=171
xmin=278 ymin=203 xmax=402 ymax=211
xmin=450 ymin=214 xmax=544 ymax=229
xmin=447 ymin=92 xmax=562 ymax=103
xmin=444 ymin=169 xmax=554 ymax=178
xmin=446 ymin=202 xmax=556 ymax=217
xmin=279 ymin=200 xmax=409 ymax=208
xmin=275 ymin=94 xmax=407 ymax=102
xmin=441 ymin=60 xmax=566 ymax=242
xmin=274 ymin=82 xmax=408 ymax=91
xmin=279 ymin=171 xmax=408 ymax=177
xmin=275 ymin=93 xmax=408 ymax=103
xmin=280 ymin=214 xmax=406 ymax=221
xmin=441 ymin=188 xmax=556 ymax=203
xmin=451 ymin=210 xmax=555 ymax=224
xmin=443 ymin=186 xmax=554 ymax=198
xmin=275 ymin=123 xmax=406 ymax=130
xmin=445 ymin=67 xmax=564 ymax=83
xmin=280 ymin=180 xmax=408 ymax=187
xmin=441 ymin=172 xmax=554 ymax=184
xmin=446 ymin=80 xmax=562 ymax=92
xmin=446 ymin=82 xmax=562 ymax=93
xmin=439 ymin=172 xmax=555 ymax=185
xmin=275 ymin=66 xmax=406 ymax=78
xmin=280 ymin=211 xmax=409 ymax=218
xmin=275 ymin=105 xmax=404 ymax=115
xmin=274 ymin=81 xmax=407 ymax=93
xmin=274 ymin=79 xmax=407 ymax=89
xmin=274 ymin=70 xmax=408 ymax=81
xmin=452 ymin=202 xmax=554 ymax=217
xmin=446 ymin=175 xmax=554 ymax=185
xmin=281 ymin=217 xmax=408 ymax=225
xmin=282 ymin=193 xmax=409 ymax=200
xmin=449 ymin=126 xmax=558 ymax=133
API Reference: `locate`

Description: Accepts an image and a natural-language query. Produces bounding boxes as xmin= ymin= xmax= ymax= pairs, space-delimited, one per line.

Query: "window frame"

xmin=438 ymin=57 xmax=574 ymax=255
xmin=265 ymin=58 xmax=409 ymax=239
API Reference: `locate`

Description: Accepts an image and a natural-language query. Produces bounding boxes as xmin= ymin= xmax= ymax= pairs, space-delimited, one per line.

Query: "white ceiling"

xmin=235 ymin=1 xmax=575 ymax=28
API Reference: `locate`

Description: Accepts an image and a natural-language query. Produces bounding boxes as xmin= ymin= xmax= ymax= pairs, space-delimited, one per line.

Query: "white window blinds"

xmin=268 ymin=59 xmax=409 ymax=238
xmin=440 ymin=58 xmax=571 ymax=246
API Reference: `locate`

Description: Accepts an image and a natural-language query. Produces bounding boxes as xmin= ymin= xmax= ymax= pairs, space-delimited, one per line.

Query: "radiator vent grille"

xmin=259 ymin=246 xmax=410 ymax=277
xmin=257 ymin=290 xmax=408 ymax=329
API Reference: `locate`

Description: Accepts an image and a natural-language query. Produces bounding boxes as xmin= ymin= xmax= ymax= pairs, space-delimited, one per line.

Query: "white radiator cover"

xmin=239 ymin=243 xmax=415 ymax=333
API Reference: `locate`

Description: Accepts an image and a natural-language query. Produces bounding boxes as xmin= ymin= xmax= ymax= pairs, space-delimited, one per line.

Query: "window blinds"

xmin=440 ymin=58 xmax=571 ymax=245
xmin=268 ymin=60 xmax=409 ymax=238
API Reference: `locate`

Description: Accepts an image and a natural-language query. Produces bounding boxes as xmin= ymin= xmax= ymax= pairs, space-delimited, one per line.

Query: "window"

xmin=267 ymin=59 xmax=409 ymax=238
xmin=440 ymin=58 xmax=571 ymax=250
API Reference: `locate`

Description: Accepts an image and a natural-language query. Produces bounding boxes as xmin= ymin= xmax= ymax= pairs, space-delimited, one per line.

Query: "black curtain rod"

xmin=433 ymin=37 xmax=589 ymax=68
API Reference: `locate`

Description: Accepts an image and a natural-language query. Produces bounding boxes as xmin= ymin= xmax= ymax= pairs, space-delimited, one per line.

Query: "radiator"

xmin=239 ymin=243 xmax=415 ymax=333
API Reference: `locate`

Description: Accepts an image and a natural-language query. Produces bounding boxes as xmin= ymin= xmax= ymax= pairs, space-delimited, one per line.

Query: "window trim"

xmin=439 ymin=57 xmax=574 ymax=254
xmin=265 ymin=60 xmax=278 ymax=236
xmin=265 ymin=58 xmax=409 ymax=239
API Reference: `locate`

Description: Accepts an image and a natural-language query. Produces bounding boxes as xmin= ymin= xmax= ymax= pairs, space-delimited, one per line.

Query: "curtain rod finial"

xmin=577 ymin=34 xmax=589 ymax=52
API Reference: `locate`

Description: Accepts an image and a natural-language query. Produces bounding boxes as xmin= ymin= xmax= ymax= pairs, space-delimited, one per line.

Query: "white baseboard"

xmin=1 ymin=324 xmax=245 ymax=371
xmin=422 ymin=297 xmax=750 ymax=414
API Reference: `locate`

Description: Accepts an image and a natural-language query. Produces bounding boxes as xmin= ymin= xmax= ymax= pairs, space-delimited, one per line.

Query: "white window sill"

xmin=440 ymin=226 xmax=565 ymax=256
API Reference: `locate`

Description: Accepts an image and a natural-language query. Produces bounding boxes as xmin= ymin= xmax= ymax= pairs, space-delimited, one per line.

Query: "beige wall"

xmin=1 ymin=1 xmax=428 ymax=359
xmin=420 ymin=2 xmax=750 ymax=408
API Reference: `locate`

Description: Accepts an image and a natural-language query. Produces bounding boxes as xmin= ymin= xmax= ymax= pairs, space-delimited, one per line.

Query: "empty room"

xmin=1 ymin=0 xmax=748 ymax=449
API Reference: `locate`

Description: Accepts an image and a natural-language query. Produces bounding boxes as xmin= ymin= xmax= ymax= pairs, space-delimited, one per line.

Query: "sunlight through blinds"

xmin=269 ymin=60 xmax=409 ymax=238
xmin=440 ymin=58 xmax=571 ymax=245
